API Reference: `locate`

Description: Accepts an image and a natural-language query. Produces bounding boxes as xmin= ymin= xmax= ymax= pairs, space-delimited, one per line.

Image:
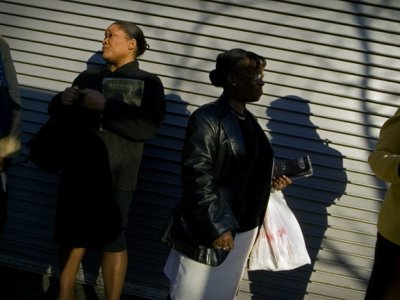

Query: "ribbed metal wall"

xmin=0 ymin=0 xmax=399 ymax=299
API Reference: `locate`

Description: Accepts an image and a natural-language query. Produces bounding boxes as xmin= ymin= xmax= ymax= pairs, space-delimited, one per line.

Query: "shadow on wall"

xmin=86 ymin=51 xmax=105 ymax=69
xmin=247 ymin=95 xmax=348 ymax=300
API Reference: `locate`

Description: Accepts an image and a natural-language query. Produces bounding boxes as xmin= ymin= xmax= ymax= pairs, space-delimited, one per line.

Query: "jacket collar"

xmin=217 ymin=94 xmax=246 ymax=159
xmin=103 ymin=60 xmax=139 ymax=76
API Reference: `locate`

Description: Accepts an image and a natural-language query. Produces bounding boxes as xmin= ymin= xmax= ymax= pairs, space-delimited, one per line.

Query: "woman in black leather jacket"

xmin=161 ymin=48 xmax=291 ymax=300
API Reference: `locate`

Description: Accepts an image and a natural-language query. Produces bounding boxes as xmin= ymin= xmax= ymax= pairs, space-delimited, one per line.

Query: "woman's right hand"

xmin=272 ymin=175 xmax=292 ymax=191
xmin=61 ymin=85 xmax=80 ymax=105
xmin=212 ymin=231 xmax=234 ymax=252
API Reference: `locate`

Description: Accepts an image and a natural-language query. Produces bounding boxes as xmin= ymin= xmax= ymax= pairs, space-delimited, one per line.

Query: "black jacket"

xmin=161 ymin=94 xmax=274 ymax=265
xmin=49 ymin=60 xmax=166 ymax=191
xmin=48 ymin=60 xmax=165 ymax=247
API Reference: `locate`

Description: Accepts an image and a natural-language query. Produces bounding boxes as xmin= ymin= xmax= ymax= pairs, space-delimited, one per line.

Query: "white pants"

xmin=164 ymin=228 xmax=258 ymax=300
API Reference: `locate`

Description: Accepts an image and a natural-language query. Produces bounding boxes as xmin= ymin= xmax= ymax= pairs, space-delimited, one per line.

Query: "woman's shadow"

xmin=247 ymin=95 xmax=348 ymax=299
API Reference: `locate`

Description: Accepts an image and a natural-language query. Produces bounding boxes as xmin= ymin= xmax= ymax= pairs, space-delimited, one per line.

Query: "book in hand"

xmin=273 ymin=155 xmax=313 ymax=179
xmin=102 ymin=77 xmax=144 ymax=106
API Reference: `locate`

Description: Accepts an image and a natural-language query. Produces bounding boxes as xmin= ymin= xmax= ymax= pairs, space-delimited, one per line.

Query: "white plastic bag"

xmin=249 ymin=190 xmax=311 ymax=271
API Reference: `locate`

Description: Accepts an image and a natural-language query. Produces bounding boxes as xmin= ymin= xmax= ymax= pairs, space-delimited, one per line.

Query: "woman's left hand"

xmin=272 ymin=175 xmax=292 ymax=191
xmin=212 ymin=231 xmax=234 ymax=252
xmin=81 ymin=89 xmax=106 ymax=111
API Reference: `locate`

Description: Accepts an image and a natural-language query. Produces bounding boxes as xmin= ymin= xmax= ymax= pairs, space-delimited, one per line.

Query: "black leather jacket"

xmin=161 ymin=94 xmax=274 ymax=265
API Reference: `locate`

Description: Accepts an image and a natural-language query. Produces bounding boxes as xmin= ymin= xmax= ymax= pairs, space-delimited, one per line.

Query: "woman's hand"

xmin=61 ymin=85 xmax=80 ymax=105
xmin=272 ymin=175 xmax=292 ymax=191
xmin=81 ymin=89 xmax=106 ymax=112
xmin=212 ymin=231 xmax=234 ymax=252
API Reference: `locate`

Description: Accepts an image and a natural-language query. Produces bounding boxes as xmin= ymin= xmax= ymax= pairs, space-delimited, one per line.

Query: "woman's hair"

xmin=209 ymin=48 xmax=266 ymax=87
xmin=112 ymin=20 xmax=148 ymax=57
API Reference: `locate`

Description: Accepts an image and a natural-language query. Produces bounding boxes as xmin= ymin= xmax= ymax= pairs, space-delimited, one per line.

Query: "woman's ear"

xmin=128 ymin=39 xmax=137 ymax=51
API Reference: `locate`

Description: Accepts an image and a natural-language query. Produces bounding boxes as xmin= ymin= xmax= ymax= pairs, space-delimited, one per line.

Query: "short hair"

xmin=209 ymin=48 xmax=266 ymax=87
xmin=112 ymin=20 xmax=148 ymax=57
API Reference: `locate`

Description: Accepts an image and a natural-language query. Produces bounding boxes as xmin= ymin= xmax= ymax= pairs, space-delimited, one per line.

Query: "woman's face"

xmin=231 ymin=59 xmax=265 ymax=103
xmin=102 ymin=24 xmax=135 ymax=68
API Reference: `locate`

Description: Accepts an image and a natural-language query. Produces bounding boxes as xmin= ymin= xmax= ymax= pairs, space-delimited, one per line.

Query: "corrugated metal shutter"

xmin=1 ymin=0 xmax=399 ymax=299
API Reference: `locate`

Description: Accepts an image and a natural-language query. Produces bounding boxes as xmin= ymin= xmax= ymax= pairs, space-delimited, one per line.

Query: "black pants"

xmin=365 ymin=233 xmax=400 ymax=300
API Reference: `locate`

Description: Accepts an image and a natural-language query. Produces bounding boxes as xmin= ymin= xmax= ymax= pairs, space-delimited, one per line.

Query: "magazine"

xmin=273 ymin=155 xmax=313 ymax=179
xmin=102 ymin=77 xmax=144 ymax=106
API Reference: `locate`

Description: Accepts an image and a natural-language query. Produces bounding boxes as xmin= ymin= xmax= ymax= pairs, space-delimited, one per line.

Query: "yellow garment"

xmin=0 ymin=36 xmax=22 ymax=161
xmin=368 ymin=107 xmax=400 ymax=246
xmin=0 ymin=134 xmax=20 ymax=158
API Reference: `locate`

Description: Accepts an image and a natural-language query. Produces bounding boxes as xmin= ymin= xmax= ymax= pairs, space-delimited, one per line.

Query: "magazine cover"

xmin=102 ymin=77 xmax=144 ymax=106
